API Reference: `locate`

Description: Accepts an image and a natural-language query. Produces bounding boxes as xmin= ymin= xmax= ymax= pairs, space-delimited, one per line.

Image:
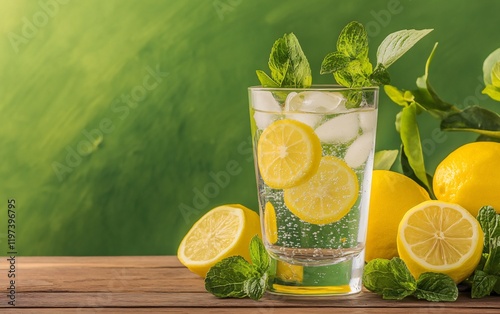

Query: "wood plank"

xmin=1 ymin=292 xmax=498 ymax=309
xmin=0 ymin=256 xmax=183 ymax=269
xmin=2 ymin=307 xmax=499 ymax=313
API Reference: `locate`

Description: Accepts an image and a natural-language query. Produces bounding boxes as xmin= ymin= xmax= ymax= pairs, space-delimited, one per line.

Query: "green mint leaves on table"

xmin=256 ymin=33 xmax=312 ymax=88
xmin=470 ymin=206 xmax=500 ymax=298
xmin=363 ymin=257 xmax=458 ymax=302
xmin=321 ymin=21 xmax=432 ymax=88
xmin=204 ymin=236 xmax=271 ymax=300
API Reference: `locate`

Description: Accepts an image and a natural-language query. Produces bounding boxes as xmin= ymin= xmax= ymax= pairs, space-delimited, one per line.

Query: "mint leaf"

xmin=483 ymin=48 xmax=500 ymax=85
xmin=384 ymin=85 xmax=411 ymax=106
xmin=414 ymin=272 xmax=458 ymax=302
xmin=337 ymin=21 xmax=368 ymax=58
xmin=373 ymin=150 xmax=399 ymax=170
xmin=204 ymin=256 xmax=258 ymax=298
xmin=370 ymin=63 xmax=391 ymax=86
xmin=363 ymin=258 xmax=417 ymax=300
xmin=268 ymin=33 xmax=312 ymax=88
xmin=249 ymin=235 xmax=270 ymax=274
xmin=376 ymin=29 xmax=433 ymax=68
xmin=320 ymin=51 xmax=350 ymax=74
xmin=477 ymin=206 xmax=500 ymax=254
xmin=256 ymin=70 xmax=279 ymax=88
xmin=471 ymin=270 xmax=498 ymax=299
xmin=243 ymin=274 xmax=267 ymax=300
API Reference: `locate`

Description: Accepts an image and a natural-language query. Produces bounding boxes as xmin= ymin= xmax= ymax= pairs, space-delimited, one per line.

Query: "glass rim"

xmin=248 ymin=84 xmax=379 ymax=92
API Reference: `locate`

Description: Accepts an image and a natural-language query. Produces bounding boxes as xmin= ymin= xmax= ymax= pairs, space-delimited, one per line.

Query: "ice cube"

xmin=358 ymin=110 xmax=377 ymax=132
xmin=286 ymin=91 xmax=346 ymax=113
xmin=281 ymin=92 xmax=320 ymax=128
xmin=315 ymin=113 xmax=360 ymax=143
xmin=344 ymin=132 xmax=375 ymax=168
xmin=251 ymin=91 xmax=281 ymax=129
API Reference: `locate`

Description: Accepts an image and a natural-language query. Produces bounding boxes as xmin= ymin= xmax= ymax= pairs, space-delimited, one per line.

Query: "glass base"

xmin=267 ymin=250 xmax=365 ymax=296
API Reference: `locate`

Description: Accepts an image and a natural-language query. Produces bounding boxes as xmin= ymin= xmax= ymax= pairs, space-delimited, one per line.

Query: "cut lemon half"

xmin=257 ymin=119 xmax=322 ymax=189
xmin=397 ymin=200 xmax=484 ymax=283
xmin=284 ymin=156 xmax=359 ymax=225
xmin=264 ymin=202 xmax=278 ymax=245
xmin=177 ymin=204 xmax=261 ymax=278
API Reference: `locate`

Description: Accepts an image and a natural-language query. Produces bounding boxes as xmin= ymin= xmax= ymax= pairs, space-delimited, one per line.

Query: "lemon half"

xmin=397 ymin=200 xmax=484 ymax=283
xmin=177 ymin=204 xmax=261 ymax=278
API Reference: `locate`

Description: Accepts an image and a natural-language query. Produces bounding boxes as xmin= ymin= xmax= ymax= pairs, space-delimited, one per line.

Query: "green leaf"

xmin=320 ymin=51 xmax=350 ymax=74
xmin=243 ymin=274 xmax=267 ymax=300
xmin=249 ymin=236 xmax=270 ymax=274
xmin=373 ymin=150 xmax=399 ymax=170
xmin=400 ymin=145 xmax=435 ymax=198
xmin=385 ymin=85 xmax=409 ymax=107
xmin=204 ymin=256 xmax=258 ymax=298
xmin=477 ymin=206 xmax=500 ymax=254
xmin=441 ymin=106 xmax=500 ymax=139
xmin=414 ymin=43 xmax=456 ymax=117
xmin=471 ymin=270 xmax=498 ymax=298
xmin=337 ymin=21 xmax=368 ymax=59
xmin=399 ymin=103 xmax=432 ymax=192
xmin=483 ymin=48 xmax=500 ymax=85
xmin=363 ymin=258 xmax=417 ymax=300
xmin=491 ymin=62 xmax=500 ymax=88
xmin=268 ymin=33 xmax=312 ymax=88
xmin=482 ymin=84 xmax=500 ymax=102
xmin=256 ymin=70 xmax=279 ymax=88
xmin=414 ymin=272 xmax=458 ymax=302
xmin=376 ymin=29 xmax=433 ymax=68
xmin=370 ymin=63 xmax=391 ymax=86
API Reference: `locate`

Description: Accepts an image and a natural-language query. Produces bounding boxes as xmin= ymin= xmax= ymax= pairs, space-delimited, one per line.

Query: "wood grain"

xmin=0 ymin=256 xmax=497 ymax=312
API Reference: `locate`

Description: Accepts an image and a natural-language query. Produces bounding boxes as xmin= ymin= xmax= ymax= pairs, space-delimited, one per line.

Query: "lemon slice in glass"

xmin=257 ymin=119 xmax=322 ymax=189
xmin=284 ymin=156 xmax=359 ymax=225
xmin=397 ymin=200 xmax=484 ymax=283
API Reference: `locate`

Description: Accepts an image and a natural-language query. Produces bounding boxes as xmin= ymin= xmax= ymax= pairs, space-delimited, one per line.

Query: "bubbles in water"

xmin=315 ymin=113 xmax=360 ymax=144
xmin=344 ymin=131 xmax=375 ymax=168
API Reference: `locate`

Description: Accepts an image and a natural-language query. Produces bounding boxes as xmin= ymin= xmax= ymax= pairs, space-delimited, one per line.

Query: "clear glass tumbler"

xmin=248 ymin=86 xmax=378 ymax=295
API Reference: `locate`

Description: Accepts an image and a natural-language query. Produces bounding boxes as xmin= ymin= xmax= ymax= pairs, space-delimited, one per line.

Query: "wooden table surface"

xmin=0 ymin=256 xmax=498 ymax=313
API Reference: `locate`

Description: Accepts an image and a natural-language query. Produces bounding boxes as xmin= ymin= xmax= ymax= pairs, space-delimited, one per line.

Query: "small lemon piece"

xmin=284 ymin=156 xmax=359 ymax=225
xmin=257 ymin=119 xmax=322 ymax=189
xmin=177 ymin=204 xmax=261 ymax=278
xmin=397 ymin=200 xmax=484 ymax=283
xmin=264 ymin=202 xmax=278 ymax=245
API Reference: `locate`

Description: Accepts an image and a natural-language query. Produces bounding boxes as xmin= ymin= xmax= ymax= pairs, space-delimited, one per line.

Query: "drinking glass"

xmin=248 ymin=86 xmax=378 ymax=295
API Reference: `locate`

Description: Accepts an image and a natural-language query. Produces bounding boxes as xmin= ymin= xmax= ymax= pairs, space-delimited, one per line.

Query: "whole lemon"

xmin=433 ymin=142 xmax=500 ymax=217
xmin=365 ymin=170 xmax=431 ymax=262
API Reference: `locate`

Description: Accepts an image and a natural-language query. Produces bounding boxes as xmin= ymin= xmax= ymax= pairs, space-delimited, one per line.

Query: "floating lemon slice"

xmin=177 ymin=204 xmax=261 ymax=278
xmin=264 ymin=202 xmax=278 ymax=245
xmin=257 ymin=119 xmax=322 ymax=189
xmin=284 ymin=156 xmax=359 ymax=225
xmin=397 ymin=200 xmax=484 ymax=283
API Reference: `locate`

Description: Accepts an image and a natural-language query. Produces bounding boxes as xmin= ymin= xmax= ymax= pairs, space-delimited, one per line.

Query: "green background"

xmin=1 ymin=0 xmax=499 ymax=256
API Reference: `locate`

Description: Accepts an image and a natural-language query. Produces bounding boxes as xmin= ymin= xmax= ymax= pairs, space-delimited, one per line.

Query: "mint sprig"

xmin=256 ymin=33 xmax=312 ymax=88
xmin=363 ymin=257 xmax=458 ymax=302
xmin=321 ymin=21 xmax=432 ymax=88
xmin=204 ymin=236 xmax=271 ymax=300
xmin=470 ymin=206 xmax=500 ymax=298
